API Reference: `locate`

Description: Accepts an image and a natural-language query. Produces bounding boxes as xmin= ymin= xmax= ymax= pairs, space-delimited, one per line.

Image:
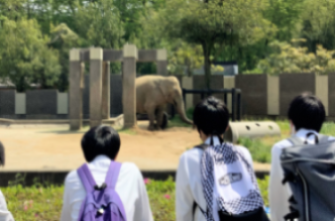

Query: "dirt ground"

xmin=0 ymin=122 xmax=270 ymax=172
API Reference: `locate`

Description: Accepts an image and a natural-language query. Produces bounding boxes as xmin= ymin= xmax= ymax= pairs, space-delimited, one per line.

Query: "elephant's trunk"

xmin=175 ymin=97 xmax=193 ymax=125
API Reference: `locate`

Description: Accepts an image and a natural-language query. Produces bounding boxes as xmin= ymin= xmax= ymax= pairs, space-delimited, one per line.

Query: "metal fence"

xmin=182 ymin=88 xmax=242 ymax=121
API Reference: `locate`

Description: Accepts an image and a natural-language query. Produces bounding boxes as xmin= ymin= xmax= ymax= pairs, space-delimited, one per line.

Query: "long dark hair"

xmin=0 ymin=141 xmax=4 ymax=166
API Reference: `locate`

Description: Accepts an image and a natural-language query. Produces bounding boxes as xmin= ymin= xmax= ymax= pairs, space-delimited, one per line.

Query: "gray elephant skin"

xmin=136 ymin=75 xmax=193 ymax=130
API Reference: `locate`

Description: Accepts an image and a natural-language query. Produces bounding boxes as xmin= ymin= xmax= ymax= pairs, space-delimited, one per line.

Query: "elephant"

xmin=136 ymin=75 xmax=193 ymax=130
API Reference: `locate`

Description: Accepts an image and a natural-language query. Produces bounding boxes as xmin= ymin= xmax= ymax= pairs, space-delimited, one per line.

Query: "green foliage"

xmin=2 ymin=176 xmax=269 ymax=221
xmin=146 ymin=0 xmax=274 ymax=87
xmin=75 ymin=0 xmax=124 ymax=48
xmin=257 ymin=39 xmax=335 ymax=75
xmin=238 ymin=137 xmax=272 ymax=163
xmin=49 ymin=23 xmax=79 ymax=91
xmin=257 ymin=176 xmax=269 ymax=207
xmin=168 ymin=42 xmax=204 ymax=76
xmin=146 ymin=177 xmax=176 ymax=221
xmin=300 ymin=0 xmax=335 ymax=52
xmin=0 ymin=18 xmax=61 ymax=91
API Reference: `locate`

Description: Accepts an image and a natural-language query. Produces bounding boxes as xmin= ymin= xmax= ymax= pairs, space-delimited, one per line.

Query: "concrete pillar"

xmin=15 ymin=93 xmax=26 ymax=114
xmin=156 ymin=49 xmax=168 ymax=75
xmin=267 ymin=75 xmax=279 ymax=115
xmin=102 ymin=61 xmax=110 ymax=119
xmin=69 ymin=49 xmax=84 ymax=130
xmin=316 ymin=75 xmax=329 ymax=116
xmin=122 ymin=44 xmax=137 ymax=128
xmin=89 ymin=47 xmax=103 ymax=128
xmin=182 ymin=76 xmax=193 ymax=110
xmin=224 ymin=76 xmax=235 ymax=112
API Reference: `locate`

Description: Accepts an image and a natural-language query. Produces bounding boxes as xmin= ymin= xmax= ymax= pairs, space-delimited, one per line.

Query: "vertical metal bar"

xmin=224 ymin=92 xmax=227 ymax=105
xmin=231 ymin=88 xmax=236 ymax=122
xmin=237 ymin=92 xmax=241 ymax=121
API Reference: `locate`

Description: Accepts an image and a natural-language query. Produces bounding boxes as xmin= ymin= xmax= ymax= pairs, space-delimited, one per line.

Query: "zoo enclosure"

xmin=181 ymin=88 xmax=242 ymax=121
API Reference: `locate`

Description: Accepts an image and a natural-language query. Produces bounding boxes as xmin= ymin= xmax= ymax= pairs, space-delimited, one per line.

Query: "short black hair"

xmin=288 ymin=93 xmax=326 ymax=132
xmin=0 ymin=141 xmax=4 ymax=166
xmin=81 ymin=125 xmax=121 ymax=162
xmin=193 ymin=96 xmax=229 ymax=136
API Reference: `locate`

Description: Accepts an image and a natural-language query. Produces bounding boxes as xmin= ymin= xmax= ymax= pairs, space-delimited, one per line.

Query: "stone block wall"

xmin=0 ymin=90 xmax=15 ymax=117
xmin=1 ymin=73 xmax=335 ymax=119
xmin=235 ymin=75 xmax=267 ymax=115
xmin=279 ymin=74 xmax=315 ymax=116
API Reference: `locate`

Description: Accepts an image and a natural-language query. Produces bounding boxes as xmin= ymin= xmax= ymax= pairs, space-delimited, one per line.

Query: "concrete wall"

xmin=279 ymin=74 xmax=315 ymax=116
xmin=235 ymin=75 xmax=267 ymax=115
xmin=1 ymin=73 xmax=335 ymax=119
xmin=26 ymin=90 xmax=58 ymax=118
xmin=0 ymin=90 xmax=15 ymax=116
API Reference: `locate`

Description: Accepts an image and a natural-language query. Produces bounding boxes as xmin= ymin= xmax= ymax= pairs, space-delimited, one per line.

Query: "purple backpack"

xmin=77 ymin=162 xmax=127 ymax=221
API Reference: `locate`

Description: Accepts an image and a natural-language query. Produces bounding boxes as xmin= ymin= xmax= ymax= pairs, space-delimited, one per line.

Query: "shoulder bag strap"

xmin=105 ymin=161 xmax=122 ymax=190
xmin=77 ymin=164 xmax=96 ymax=192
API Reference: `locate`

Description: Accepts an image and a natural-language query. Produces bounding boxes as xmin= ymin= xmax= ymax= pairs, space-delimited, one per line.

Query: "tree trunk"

xmin=202 ymin=43 xmax=211 ymax=89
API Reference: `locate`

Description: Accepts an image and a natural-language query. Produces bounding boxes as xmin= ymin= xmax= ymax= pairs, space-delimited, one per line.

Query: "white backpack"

xmin=194 ymin=142 xmax=268 ymax=221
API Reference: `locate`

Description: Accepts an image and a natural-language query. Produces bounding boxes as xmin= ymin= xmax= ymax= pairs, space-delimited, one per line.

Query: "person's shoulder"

xmin=64 ymin=169 xmax=80 ymax=184
xmin=120 ymin=162 xmax=140 ymax=173
xmin=272 ymin=139 xmax=292 ymax=151
xmin=180 ymin=147 xmax=202 ymax=161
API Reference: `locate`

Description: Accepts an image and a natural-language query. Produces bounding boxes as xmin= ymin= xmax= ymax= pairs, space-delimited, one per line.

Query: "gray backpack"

xmin=280 ymin=132 xmax=335 ymax=221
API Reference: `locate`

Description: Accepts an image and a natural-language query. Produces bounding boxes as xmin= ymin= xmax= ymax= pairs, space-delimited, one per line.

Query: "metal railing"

xmin=181 ymin=88 xmax=242 ymax=121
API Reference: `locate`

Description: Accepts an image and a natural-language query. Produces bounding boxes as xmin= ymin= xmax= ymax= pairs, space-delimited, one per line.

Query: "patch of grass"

xmin=117 ymin=128 xmax=137 ymax=135
xmin=320 ymin=122 xmax=335 ymax=136
xmin=2 ymin=176 xmax=269 ymax=221
xmin=168 ymin=115 xmax=193 ymax=128
xmin=258 ymin=176 xmax=269 ymax=207
xmin=237 ymin=137 xmax=272 ymax=163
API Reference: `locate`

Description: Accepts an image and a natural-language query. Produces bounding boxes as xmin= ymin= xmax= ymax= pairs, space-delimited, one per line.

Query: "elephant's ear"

xmin=157 ymin=82 xmax=170 ymax=100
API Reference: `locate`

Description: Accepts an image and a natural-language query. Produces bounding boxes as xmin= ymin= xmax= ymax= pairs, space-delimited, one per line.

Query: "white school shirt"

xmin=269 ymin=128 xmax=335 ymax=221
xmin=176 ymin=136 xmax=254 ymax=221
xmin=60 ymin=155 xmax=154 ymax=221
xmin=0 ymin=190 xmax=14 ymax=221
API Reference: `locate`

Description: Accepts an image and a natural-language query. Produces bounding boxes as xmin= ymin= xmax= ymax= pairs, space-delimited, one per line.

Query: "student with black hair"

xmin=0 ymin=141 xmax=15 ymax=221
xmin=60 ymin=125 xmax=153 ymax=221
xmin=176 ymin=96 xmax=268 ymax=221
xmin=269 ymin=93 xmax=335 ymax=221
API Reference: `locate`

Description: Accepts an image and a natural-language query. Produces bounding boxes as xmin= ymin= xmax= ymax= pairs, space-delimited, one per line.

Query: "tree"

xmin=49 ymin=23 xmax=79 ymax=91
xmin=146 ymin=0 xmax=274 ymax=88
xmin=75 ymin=0 xmax=124 ymax=48
xmin=0 ymin=18 xmax=61 ymax=91
xmin=257 ymin=39 xmax=335 ymax=75
xmin=299 ymin=0 xmax=335 ymax=52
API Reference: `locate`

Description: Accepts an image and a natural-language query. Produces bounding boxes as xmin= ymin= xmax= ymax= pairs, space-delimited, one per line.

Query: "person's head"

xmin=0 ymin=141 xmax=4 ymax=167
xmin=81 ymin=125 xmax=121 ymax=162
xmin=288 ymin=93 xmax=326 ymax=133
xmin=193 ymin=96 xmax=229 ymax=141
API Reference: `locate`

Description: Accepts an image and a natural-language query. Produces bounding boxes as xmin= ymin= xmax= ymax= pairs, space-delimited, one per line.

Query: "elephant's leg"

xmin=145 ymin=105 xmax=156 ymax=131
xmin=160 ymin=112 xmax=168 ymax=129
xmin=156 ymin=106 xmax=166 ymax=129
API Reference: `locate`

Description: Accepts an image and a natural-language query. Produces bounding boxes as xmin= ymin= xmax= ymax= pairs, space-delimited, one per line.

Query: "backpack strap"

xmin=77 ymin=163 xmax=97 ymax=192
xmin=105 ymin=161 xmax=122 ymax=190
